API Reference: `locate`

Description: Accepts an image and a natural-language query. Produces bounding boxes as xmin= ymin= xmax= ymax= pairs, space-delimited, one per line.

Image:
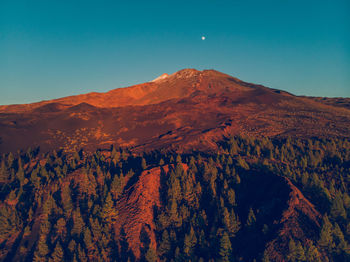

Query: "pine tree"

xmin=7 ymin=190 xmax=17 ymax=202
xmin=174 ymin=247 xmax=182 ymax=262
xmin=68 ymin=239 xmax=77 ymax=255
xmin=40 ymin=166 xmax=49 ymax=184
xmin=176 ymin=154 xmax=182 ymax=164
xmin=218 ymin=232 xmax=232 ymax=262
xmin=78 ymin=244 xmax=88 ymax=262
xmin=72 ymin=253 xmax=78 ymax=262
xmin=39 ymin=216 xmax=51 ymax=236
xmin=49 ymin=242 xmax=64 ymax=262
xmin=83 ymin=227 xmax=93 ymax=250
xmin=343 ymin=192 xmax=350 ymax=210
xmin=198 ymin=229 xmax=207 ymax=252
xmin=287 ymin=238 xmax=297 ymax=262
xmin=254 ymin=145 xmax=261 ymax=157
xmin=305 ymin=242 xmax=321 ymax=262
xmin=61 ymin=185 xmax=73 ymax=217
xmin=318 ymin=215 xmax=334 ymax=251
xmin=237 ymin=156 xmax=249 ymax=170
xmin=102 ymin=193 xmax=115 ymax=222
xmin=144 ymin=246 xmax=157 ymax=262
xmin=55 ymin=218 xmax=67 ymax=239
xmin=23 ymin=225 xmax=31 ymax=236
xmin=332 ymin=223 xmax=347 ymax=254
xmin=330 ymin=192 xmax=347 ymax=220
xmin=227 ymin=189 xmax=236 ymax=206
xmin=229 ymin=209 xmax=241 ymax=235
xmin=141 ymin=158 xmax=147 ymax=170
xmin=295 ymin=241 xmax=306 ymax=261
xmin=301 ymin=172 xmax=309 ymax=188
xmin=235 ymin=173 xmax=241 ymax=184
xmin=222 ymin=208 xmax=241 ymax=236
xmin=7 ymin=152 xmax=14 ymax=168
xmin=158 ymin=230 xmax=171 ymax=257
xmin=31 ymin=167 xmax=40 ymax=188
xmin=183 ymin=227 xmax=197 ymax=257
xmin=33 ymin=235 xmax=49 ymax=262
xmin=0 ymin=159 xmax=7 ymax=181
xmin=229 ymin=139 xmax=238 ymax=155
xmin=168 ymin=174 xmax=181 ymax=201
xmin=246 ymin=207 xmax=256 ymax=227
xmin=71 ymin=208 xmax=85 ymax=237
xmin=111 ymin=173 xmax=124 ymax=199
xmin=224 ymin=165 xmax=231 ymax=177
xmin=287 ymin=239 xmax=306 ymax=262
xmin=89 ymin=217 xmax=102 ymax=241
xmin=168 ymin=200 xmax=179 ymax=223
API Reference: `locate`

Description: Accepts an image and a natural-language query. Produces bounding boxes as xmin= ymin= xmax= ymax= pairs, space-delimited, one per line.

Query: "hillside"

xmin=0 ymin=69 xmax=349 ymax=262
xmin=0 ymin=136 xmax=349 ymax=261
xmin=1 ymin=69 xmax=350 ymax=154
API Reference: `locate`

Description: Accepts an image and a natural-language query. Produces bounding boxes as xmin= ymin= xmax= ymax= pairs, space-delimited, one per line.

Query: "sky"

xmin=1 ymin=0 xmax=349 ymax=105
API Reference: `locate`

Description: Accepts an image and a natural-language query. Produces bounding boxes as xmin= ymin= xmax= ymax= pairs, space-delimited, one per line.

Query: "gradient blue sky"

xmin=1 ymin=0 xmax=349 ymax=105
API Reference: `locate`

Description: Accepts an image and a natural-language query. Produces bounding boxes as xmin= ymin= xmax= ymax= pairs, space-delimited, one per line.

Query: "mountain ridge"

xmin=0 ymin=69 xmax=349 ymax=154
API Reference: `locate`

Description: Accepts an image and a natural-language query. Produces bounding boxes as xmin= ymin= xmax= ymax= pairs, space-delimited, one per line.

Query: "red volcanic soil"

xmin=265 ymin=177 xmax=322 ymax=261
xmin=112 ymin=163 xmax=188 ymax=259
xmin=113 ymin=165 xmax=168 ymax=258
xmin=0 ymin=69 xmax=349 ymax=154
xmin=307 ymin=96 xmax=350 ymax=110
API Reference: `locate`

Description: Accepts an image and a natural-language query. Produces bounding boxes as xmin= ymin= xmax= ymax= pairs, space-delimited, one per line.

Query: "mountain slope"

xmin=0 ymin=69 xmax=349 ymax=154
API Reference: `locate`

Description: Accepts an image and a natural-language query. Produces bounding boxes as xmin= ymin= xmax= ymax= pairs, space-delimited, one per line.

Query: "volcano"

xmin=0 ymin=69 xmax=349 ymax=262
xmin=0 ymin=69 xmax=349 ymax=154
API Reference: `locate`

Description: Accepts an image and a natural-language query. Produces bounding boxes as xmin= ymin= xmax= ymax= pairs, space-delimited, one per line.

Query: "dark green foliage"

xmin=183 ymin=227 xmax=197 ymax=258
xmin=246 ymin=207 xmax=256 ymax=227
xmin=330 ymin=192 xmax=346 ymax=221
xmin=287 ymin=238 xmax=306 ymax=262
xmin=144 ymin=246 xmax=157 ymax=262
xmin=0 ymin=136 xmax=349 ymax=261
xmin=318 ymin=215 xmax=334 ymax=250
xmin=33 ymin=235 xmax=49 ymax=262
xmin=218 ymin=232 xmax=232 ymax=262
xmin=49 ymin=242 xmax=64 ymax=262
xmin=141 ymin=158 xmax=147 ymax=170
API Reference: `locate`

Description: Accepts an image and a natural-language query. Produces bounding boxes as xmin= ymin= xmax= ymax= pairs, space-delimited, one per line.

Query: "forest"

xmin=0 ymin=136 xmax=349 ymax=261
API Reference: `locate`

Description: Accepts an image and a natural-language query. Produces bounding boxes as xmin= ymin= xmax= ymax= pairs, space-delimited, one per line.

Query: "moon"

xmin=201 ymin=36 xmax=206 ymax=41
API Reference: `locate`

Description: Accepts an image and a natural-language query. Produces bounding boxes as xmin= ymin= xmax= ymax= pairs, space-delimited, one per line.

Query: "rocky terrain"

xmin=1 ymin=69 xmax=349 ymax=154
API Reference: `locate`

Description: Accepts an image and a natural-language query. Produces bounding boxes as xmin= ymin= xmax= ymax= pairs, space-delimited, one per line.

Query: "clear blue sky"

xmin=1 ymin=0 xmax=349 ymax=105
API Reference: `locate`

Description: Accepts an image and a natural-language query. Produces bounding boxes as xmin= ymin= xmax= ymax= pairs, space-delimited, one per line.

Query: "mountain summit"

xmin=0 ymin=69 xmax=349 ymax=153
xmin=0 ymin=69 xmax=246 ymax=112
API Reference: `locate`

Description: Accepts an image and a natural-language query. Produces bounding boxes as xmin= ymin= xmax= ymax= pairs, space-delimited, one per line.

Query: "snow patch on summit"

xmin=151 ymin=73 xmax=169 ymax=82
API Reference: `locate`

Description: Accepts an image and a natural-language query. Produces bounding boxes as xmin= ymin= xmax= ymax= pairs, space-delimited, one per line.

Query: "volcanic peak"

xmin=170 ymin=68 xmax=201 ymax=79
xmin=151 ymin=69 xmax=203 ymax=82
